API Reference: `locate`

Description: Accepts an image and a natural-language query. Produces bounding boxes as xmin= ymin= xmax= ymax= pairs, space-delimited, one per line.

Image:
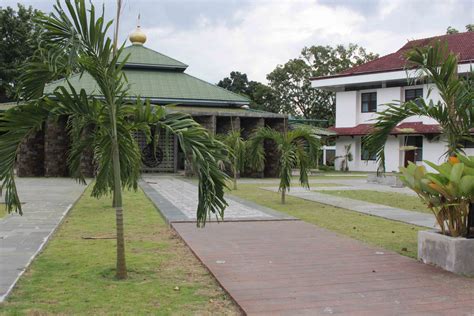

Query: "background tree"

xmin=1 ymin=0 xmax=229 ymax=280
xmin=446 ymin=25 xmax=473 ymax=34
xmin=217 ymin=71 xmax=280 ymax=113
xmin=364 ymin=41 xmax=474 ymax=170
xmin=267 ymin=44 xmax=378 ymax=125
xmin=248 ymin=126 xmax=320 ymax=204
xmin=0 ymin=4 xmax=42 ymax=102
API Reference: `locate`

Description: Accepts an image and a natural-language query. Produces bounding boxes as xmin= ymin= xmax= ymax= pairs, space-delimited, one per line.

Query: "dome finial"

xmin=129 ymin=14 xmax=146 ymax=45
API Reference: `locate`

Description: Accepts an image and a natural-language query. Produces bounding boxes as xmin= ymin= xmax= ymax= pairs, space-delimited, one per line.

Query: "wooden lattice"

xmin=134 ymin=129 xmax=176 ymax=173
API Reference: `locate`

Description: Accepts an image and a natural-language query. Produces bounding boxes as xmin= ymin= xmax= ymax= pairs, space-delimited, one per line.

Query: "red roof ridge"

xmin=312 ymin=32 xmax=474 ymax=80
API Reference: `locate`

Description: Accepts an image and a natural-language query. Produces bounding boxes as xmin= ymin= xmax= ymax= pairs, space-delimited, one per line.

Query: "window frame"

xmin=360 ymin=141 xmax=377 ymax=161
xmin=360 ymin=91 xmax=377 ymax=113
xmin=404 ymin=87 xmax=424 ymax=105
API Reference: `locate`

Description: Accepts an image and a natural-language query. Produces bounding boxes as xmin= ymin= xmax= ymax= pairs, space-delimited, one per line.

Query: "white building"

xmin=311 ymin=32 xmax=474 ymax=172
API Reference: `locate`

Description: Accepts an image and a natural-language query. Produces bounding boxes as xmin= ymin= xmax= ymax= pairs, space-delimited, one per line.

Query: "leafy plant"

xmin=248 ymin=126 xmax=320 ymax=204
xmin=364 ymin=40 xmax=474 ymax=170
xmin=336 ymin=144 xmax=353 ymax=172
xmin=219 ymin=130 xmax=247 ymax=190
xmin=399 ymin=154 xmax=474 ymax=237
xmin=0 ymin=0 xmax=228 ymax=279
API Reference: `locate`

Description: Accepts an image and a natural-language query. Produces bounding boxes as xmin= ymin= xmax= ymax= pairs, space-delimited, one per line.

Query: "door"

xmin=404 ymin=150 xmax=415 ymax=167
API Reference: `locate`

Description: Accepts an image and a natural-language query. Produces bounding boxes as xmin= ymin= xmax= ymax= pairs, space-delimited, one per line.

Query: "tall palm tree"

xmin=0 ymin=0 xmax=228 ymax=279
xmin=248 ymin=126 xmax=320 ymax=204
xmin=219 ymin=130 xmax=247 ymax=190
xmin=364 ymin=41 xmax=474 ymax=170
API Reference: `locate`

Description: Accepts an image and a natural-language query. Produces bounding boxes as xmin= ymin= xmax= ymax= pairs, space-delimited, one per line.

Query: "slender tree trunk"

xmin=111 ymin=0 xmax=127 ymax=280
xmin=233 ymin=160 xmax=238 ymax=190
xmin=281 ymin=189 xmax=286 ymax=204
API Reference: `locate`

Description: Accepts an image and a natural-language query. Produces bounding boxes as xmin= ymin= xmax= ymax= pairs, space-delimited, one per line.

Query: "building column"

xmin=17 ymin=129 xmax=45 ymax=177
xmin=44 ymin=116 xmax=69 ymax=177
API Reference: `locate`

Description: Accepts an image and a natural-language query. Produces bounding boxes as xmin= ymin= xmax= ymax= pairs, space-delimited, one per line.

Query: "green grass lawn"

xmin=230 ymin=184 xmax=423 ymax=258
xmin=319 ymin=190 xmax=432 ymax=214
xmin=0 ymin=187 xmax=238 ymax=315
xmin=0 ymin=204 xmax=6 ymax=218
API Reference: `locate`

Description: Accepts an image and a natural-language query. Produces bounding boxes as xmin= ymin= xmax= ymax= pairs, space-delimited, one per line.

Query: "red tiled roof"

xmin=329 ymin=122 xmax=442 ymax=136
xmin=313 ymin=32 xmax=474 ymax=80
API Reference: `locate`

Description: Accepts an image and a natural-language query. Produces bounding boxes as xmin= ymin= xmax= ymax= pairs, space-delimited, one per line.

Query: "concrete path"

xmin=140 ymin=175 xmax=295 ymax=223
xmin=0 ymin=178 xmax=87 ymax=302
xmin=143 ymin=175 xmax=474 ymax=315
xmin=262 ymin=187 xmax=437 ymax=228
xmin=174 ymin=221 xmax=474 ymax=315
xmin=241 ymin=177 xmax=417 ymax=196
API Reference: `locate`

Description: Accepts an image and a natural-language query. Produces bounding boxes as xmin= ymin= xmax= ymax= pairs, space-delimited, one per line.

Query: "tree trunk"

xmin=281 ymin=189 xmax=286 ymax=204
xmin=111 ymin=0 xmax=126 ymax=280
xmin=233 ymin=165 xmax=238 ymax=190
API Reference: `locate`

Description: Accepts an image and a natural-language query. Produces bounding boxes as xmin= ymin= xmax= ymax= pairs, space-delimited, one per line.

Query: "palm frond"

xmin=0 ymin=102 xmax=50 ymax=214
xmin=155 ymin=113 xmax=229 ymax=226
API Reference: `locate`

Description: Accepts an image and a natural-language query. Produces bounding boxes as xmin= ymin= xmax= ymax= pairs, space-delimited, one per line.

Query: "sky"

xmin=3 ymin=0 xmax=473 ymax=83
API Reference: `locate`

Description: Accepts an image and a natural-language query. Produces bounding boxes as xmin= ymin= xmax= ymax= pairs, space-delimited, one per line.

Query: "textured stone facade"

xmin=44 ymin=116 xmax=70 ymax=177
xmin=193 ymin=115 xmax=216 ymax=135
xmin=16 ymin=113 xmax=286 ymax=179
xmin=17 ymin=129 xmax=45 ymax=177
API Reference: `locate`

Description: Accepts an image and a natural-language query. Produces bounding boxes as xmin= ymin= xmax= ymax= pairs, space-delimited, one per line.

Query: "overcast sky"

xmin=4 ymin=0 xmax=473 ymax=83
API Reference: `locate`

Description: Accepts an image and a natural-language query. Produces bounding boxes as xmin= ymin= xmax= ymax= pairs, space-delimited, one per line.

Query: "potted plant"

xmin=399 ymin=153 xmax=474 ymax=275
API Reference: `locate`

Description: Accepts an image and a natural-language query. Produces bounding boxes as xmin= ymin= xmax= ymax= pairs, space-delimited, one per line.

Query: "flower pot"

xmin=418 ymin=230 xmax=474 ymax=276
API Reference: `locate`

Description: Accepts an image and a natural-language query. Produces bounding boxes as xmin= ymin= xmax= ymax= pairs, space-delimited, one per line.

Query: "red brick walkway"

xmin=173 ymin=221 xmax=474 ymax=315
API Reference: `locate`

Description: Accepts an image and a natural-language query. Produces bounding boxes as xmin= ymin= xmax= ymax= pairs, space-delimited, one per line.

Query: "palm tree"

xmin=219 ymin=130 xmax=247 ymax=190
xmin=0 ymin=0 xmax=228 ymax=279
xmin=336 ymin=144 xmax=353 ymax=172
xmin=248 ymin=126 xmax=320 ymax=204
xmin=364 ymin=41 xmax=474 ymax=170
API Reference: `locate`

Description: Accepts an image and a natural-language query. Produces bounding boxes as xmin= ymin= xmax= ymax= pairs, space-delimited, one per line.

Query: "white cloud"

xmin=144 ymin=0 xmax=366 ymax=83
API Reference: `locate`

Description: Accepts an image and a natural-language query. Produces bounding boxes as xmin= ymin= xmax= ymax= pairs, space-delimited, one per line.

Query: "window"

xmin=405 ymin=88 xmax=423 ymax=105
xmin=361 ymin=92 xmax=377 ymax=113
xmin=361 ymin=142 xmax=376 ymax=161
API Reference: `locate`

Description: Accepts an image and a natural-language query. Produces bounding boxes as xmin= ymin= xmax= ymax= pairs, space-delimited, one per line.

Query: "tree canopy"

xmin=446 ymin=24 xmax=474 ymax=34
xmin=267 ymin=44 xmax=378 ymax=125
xmin=218 ymin=44 xmax=378 ymax=125
xmin=0 ymin=4 xmax=42 ymax=102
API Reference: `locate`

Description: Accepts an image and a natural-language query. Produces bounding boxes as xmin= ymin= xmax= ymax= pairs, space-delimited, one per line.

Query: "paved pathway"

xmin=144 ymin=175 xmax=474 ymax=315
xmin=241 ymin=177 xmax=417 ymax=196
xmin=0 ymin=178 xmax=87 ymax=302
xmin=174 ymin=221 xmax=474 ymax=315
xmin=140 ymin=175 xmax=295 ymax=223
xmin=262 ymin=187 xmax=437 ymax=228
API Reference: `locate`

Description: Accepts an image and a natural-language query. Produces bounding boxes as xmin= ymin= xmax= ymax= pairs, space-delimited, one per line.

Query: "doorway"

xmin=404 ymin=136 xmax=423 ymax=167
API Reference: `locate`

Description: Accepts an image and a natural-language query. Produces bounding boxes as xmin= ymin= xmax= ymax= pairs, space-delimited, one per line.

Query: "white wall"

xmin=401 ymin=84 xmax=439 ymax=124
xmin=334 ymin=137 xmax=357 ymax=171
xmin=335 ymin=91 xmax=357 ymax=127
xmin=384 ymin=136 xmax=401 ymax=172
xmin=334 ymin=84 xmax=442 ymax=128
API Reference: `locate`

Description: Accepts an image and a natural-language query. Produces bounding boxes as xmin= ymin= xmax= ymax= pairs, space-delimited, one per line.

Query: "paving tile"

xmin=173 ymin=221 xmax=474 ymax=315
xmin=140 ymin=175 xmax=295 ymax=223
xmin=262 ymin=186 xmax=437 ymax=228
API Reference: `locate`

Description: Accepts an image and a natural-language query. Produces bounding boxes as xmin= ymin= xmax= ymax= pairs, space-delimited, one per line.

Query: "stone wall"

xmin=17 ymin=129 xmax=45 ymax=177
xmin=216 ymin=116 xmax=240 ymax=134
xmin=80 ymin=125 xmax=95 ymax=178
xmin=193 ymin=115 xmax=216 ymax=135
xmin=44 ymin=116 xmax=70 ymax=177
